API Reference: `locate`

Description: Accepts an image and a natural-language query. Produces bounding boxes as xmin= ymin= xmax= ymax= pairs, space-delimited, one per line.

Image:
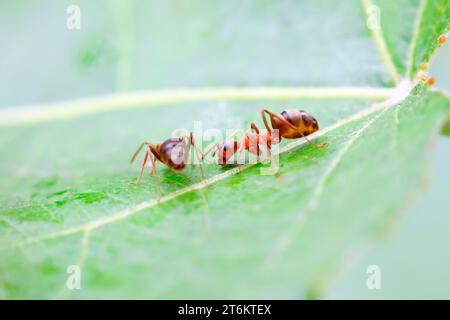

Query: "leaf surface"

xmin=0 ymin=0 xmax=449 ymax=298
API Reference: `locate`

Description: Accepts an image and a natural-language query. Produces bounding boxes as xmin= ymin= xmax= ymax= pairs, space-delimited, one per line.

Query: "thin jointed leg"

xmin=130 ymin=148 xmax=150 ymax=185
xmin=130 ymin=141 xmax=162 ymax=199
xmin=148 ymin=145 xmax=162 ymax=199
xmin=303 ymin=136 xmax=328 ymax=148
xmin=189 ymin=132 xmax=205 ymax=180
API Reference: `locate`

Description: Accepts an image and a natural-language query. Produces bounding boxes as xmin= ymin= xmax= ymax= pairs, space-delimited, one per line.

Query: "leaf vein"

xmin=0 ymin=86 xmax=397 ymax=126
xmin=407 ymin=0 xmax=427 ymax=77
xmin=362 ymin=0 xmax=401 ymax=83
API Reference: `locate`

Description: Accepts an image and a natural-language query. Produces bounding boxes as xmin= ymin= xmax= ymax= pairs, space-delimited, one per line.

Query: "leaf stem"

xmin=0 ymin=86 xmax=397 ymax=126
xmin=407 ymin=0 xmax=427 ymax=78
xmin=362 ymin=0 xmax=401 ymax=84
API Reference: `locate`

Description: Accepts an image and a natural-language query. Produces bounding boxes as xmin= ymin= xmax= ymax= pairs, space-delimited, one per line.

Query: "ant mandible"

xmin=203 ymin=108 xmax=325 ymax=166
xmin=130 ymin=132 xmax=205 ymax=199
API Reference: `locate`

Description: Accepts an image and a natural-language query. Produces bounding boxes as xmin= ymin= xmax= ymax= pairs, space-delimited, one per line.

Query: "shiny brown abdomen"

xmin=271 ymin=109 xmax=318 ymax=139
xmin=159 ymin=138 xmax=187 ymax=171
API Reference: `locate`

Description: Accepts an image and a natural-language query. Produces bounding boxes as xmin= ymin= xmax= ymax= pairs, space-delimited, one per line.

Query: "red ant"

xmin=130 ymin=132 xmax=205 ymax=199
xmin=203 ymin=108 xmax=325 ymax=165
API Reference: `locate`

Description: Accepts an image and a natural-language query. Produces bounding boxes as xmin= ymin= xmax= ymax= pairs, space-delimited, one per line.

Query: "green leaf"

xmin=0 ymin=0 xmax=449 ymax=299
xmin=408 ymin=0 xmax=450 ymax=77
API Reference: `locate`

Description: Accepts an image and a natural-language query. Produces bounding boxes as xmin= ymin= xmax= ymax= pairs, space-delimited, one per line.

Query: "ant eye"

xmin=223 ymin=144 xmax=228 ymax=151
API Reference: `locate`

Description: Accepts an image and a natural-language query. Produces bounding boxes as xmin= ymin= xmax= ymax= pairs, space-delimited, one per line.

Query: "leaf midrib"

xmin=0 ymin=86 xmax=397 ymax=126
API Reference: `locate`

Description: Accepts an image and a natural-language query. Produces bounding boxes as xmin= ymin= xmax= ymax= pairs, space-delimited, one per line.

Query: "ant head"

xmin=221 ymin=140 xmax=238 ymax=154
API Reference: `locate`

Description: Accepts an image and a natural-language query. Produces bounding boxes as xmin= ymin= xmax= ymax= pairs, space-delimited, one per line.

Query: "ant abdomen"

xmin=266 ymin=109 xmax=319 ymax=139
xmin=159 ymin=138 xmax=188 ymax=171
xmin=285 ymin=109 xmax=318 ymax=131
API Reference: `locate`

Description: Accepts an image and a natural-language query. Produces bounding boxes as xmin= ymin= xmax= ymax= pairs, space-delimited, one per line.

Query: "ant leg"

xmin=250 ymin=122 xmax=266 ymax=159
xmin=262 ymin=108 xmax=298 ymax=132
xmin=202 ymin=143 xmax=220 ymax=160
xmin=130 ymin=148 xmax=150 ymax=186
xmin=261 ymin=109 xmax=273 ymax=134
xmin=148 ymin=145 xmax=162 ymax=200
xmin=130 ymin=141 xmax=162 ymax=199
xmin=265 ymin=135 xmax=272 ymax=160
xmin=130 ymin=141 xmax=153 ymax=164
xmin=130 ymin=141 xmax=160 ymax=184
xmin=246 ymin=134 xmax=262 ymax=160
xmin=303 ymin=136 xmax=328 ymax=148
xmin=264 ymin=108 xmax=323 ymax=148
xmin=189 ymin=132 xmax=205 ymax=181
xmin=252 ymin=119 xmax=274 ymax=159
xmin=236 ymin=139 xmax=246 ymax=167
xmin=250 ymin=122 xmax=260 ymax=134
xmin=267 ymin=114 xmax=326 ymax=148
xmin=266 ymin=128 xmax=283 ymax=159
